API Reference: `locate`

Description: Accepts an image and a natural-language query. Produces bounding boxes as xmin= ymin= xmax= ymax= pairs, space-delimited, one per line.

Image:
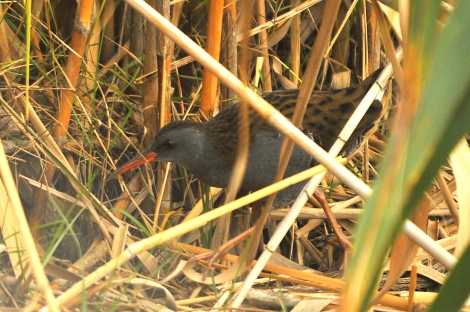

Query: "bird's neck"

xmin=168 ymin=124 xmax=232 ymax=188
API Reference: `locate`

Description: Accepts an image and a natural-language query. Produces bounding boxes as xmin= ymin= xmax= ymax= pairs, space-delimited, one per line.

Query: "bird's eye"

xmin=164 ymin=140 xmax=175 ymax=148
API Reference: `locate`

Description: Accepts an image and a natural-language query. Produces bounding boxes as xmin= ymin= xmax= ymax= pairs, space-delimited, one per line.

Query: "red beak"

xmin=107 ymin=151 xmax=157 ymax=181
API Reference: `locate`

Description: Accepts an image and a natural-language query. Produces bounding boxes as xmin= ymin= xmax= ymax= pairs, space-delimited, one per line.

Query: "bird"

xmin=108 ymin=68 xmax=384 ymax=208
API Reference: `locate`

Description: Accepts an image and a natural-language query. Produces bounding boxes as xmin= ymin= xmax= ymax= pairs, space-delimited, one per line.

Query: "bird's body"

xmin=110 ymin=68 xmax=383 ymax=207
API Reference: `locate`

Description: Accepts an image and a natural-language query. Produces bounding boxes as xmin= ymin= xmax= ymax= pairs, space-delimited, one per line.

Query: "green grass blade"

xmin=428 ymin=245 xmax=470 ymax=312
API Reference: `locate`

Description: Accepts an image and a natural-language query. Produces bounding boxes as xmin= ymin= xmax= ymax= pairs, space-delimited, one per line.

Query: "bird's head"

xmin=107 ymin=120 xmax=201 ymax=181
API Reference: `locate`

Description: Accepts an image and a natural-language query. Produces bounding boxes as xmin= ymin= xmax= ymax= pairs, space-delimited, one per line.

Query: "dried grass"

xmin=0 ymin=0 xmax=462 ymax=311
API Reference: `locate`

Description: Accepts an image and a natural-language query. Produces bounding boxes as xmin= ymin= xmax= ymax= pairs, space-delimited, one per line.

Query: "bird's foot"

xmin=188 ymin=226 xmax=255 ymax=280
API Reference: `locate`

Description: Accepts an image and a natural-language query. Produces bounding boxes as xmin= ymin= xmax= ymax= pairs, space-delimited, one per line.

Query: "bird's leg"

xmin=188 ymin=226 xmax=255 ymax=280
xmin=188 ymin=199 xmax=265 ymax=280
xmin=250 ymin=200 xmax=268 ymax=254
xmin=311 ymin=188 xmax=352 ymax=250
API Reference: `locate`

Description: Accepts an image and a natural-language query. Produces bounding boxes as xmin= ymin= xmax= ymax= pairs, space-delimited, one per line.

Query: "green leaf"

xmin=428 ymin=245 xmax=470 ymax=312
xmin=342 ymin=1 xmax=470 ymax=310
